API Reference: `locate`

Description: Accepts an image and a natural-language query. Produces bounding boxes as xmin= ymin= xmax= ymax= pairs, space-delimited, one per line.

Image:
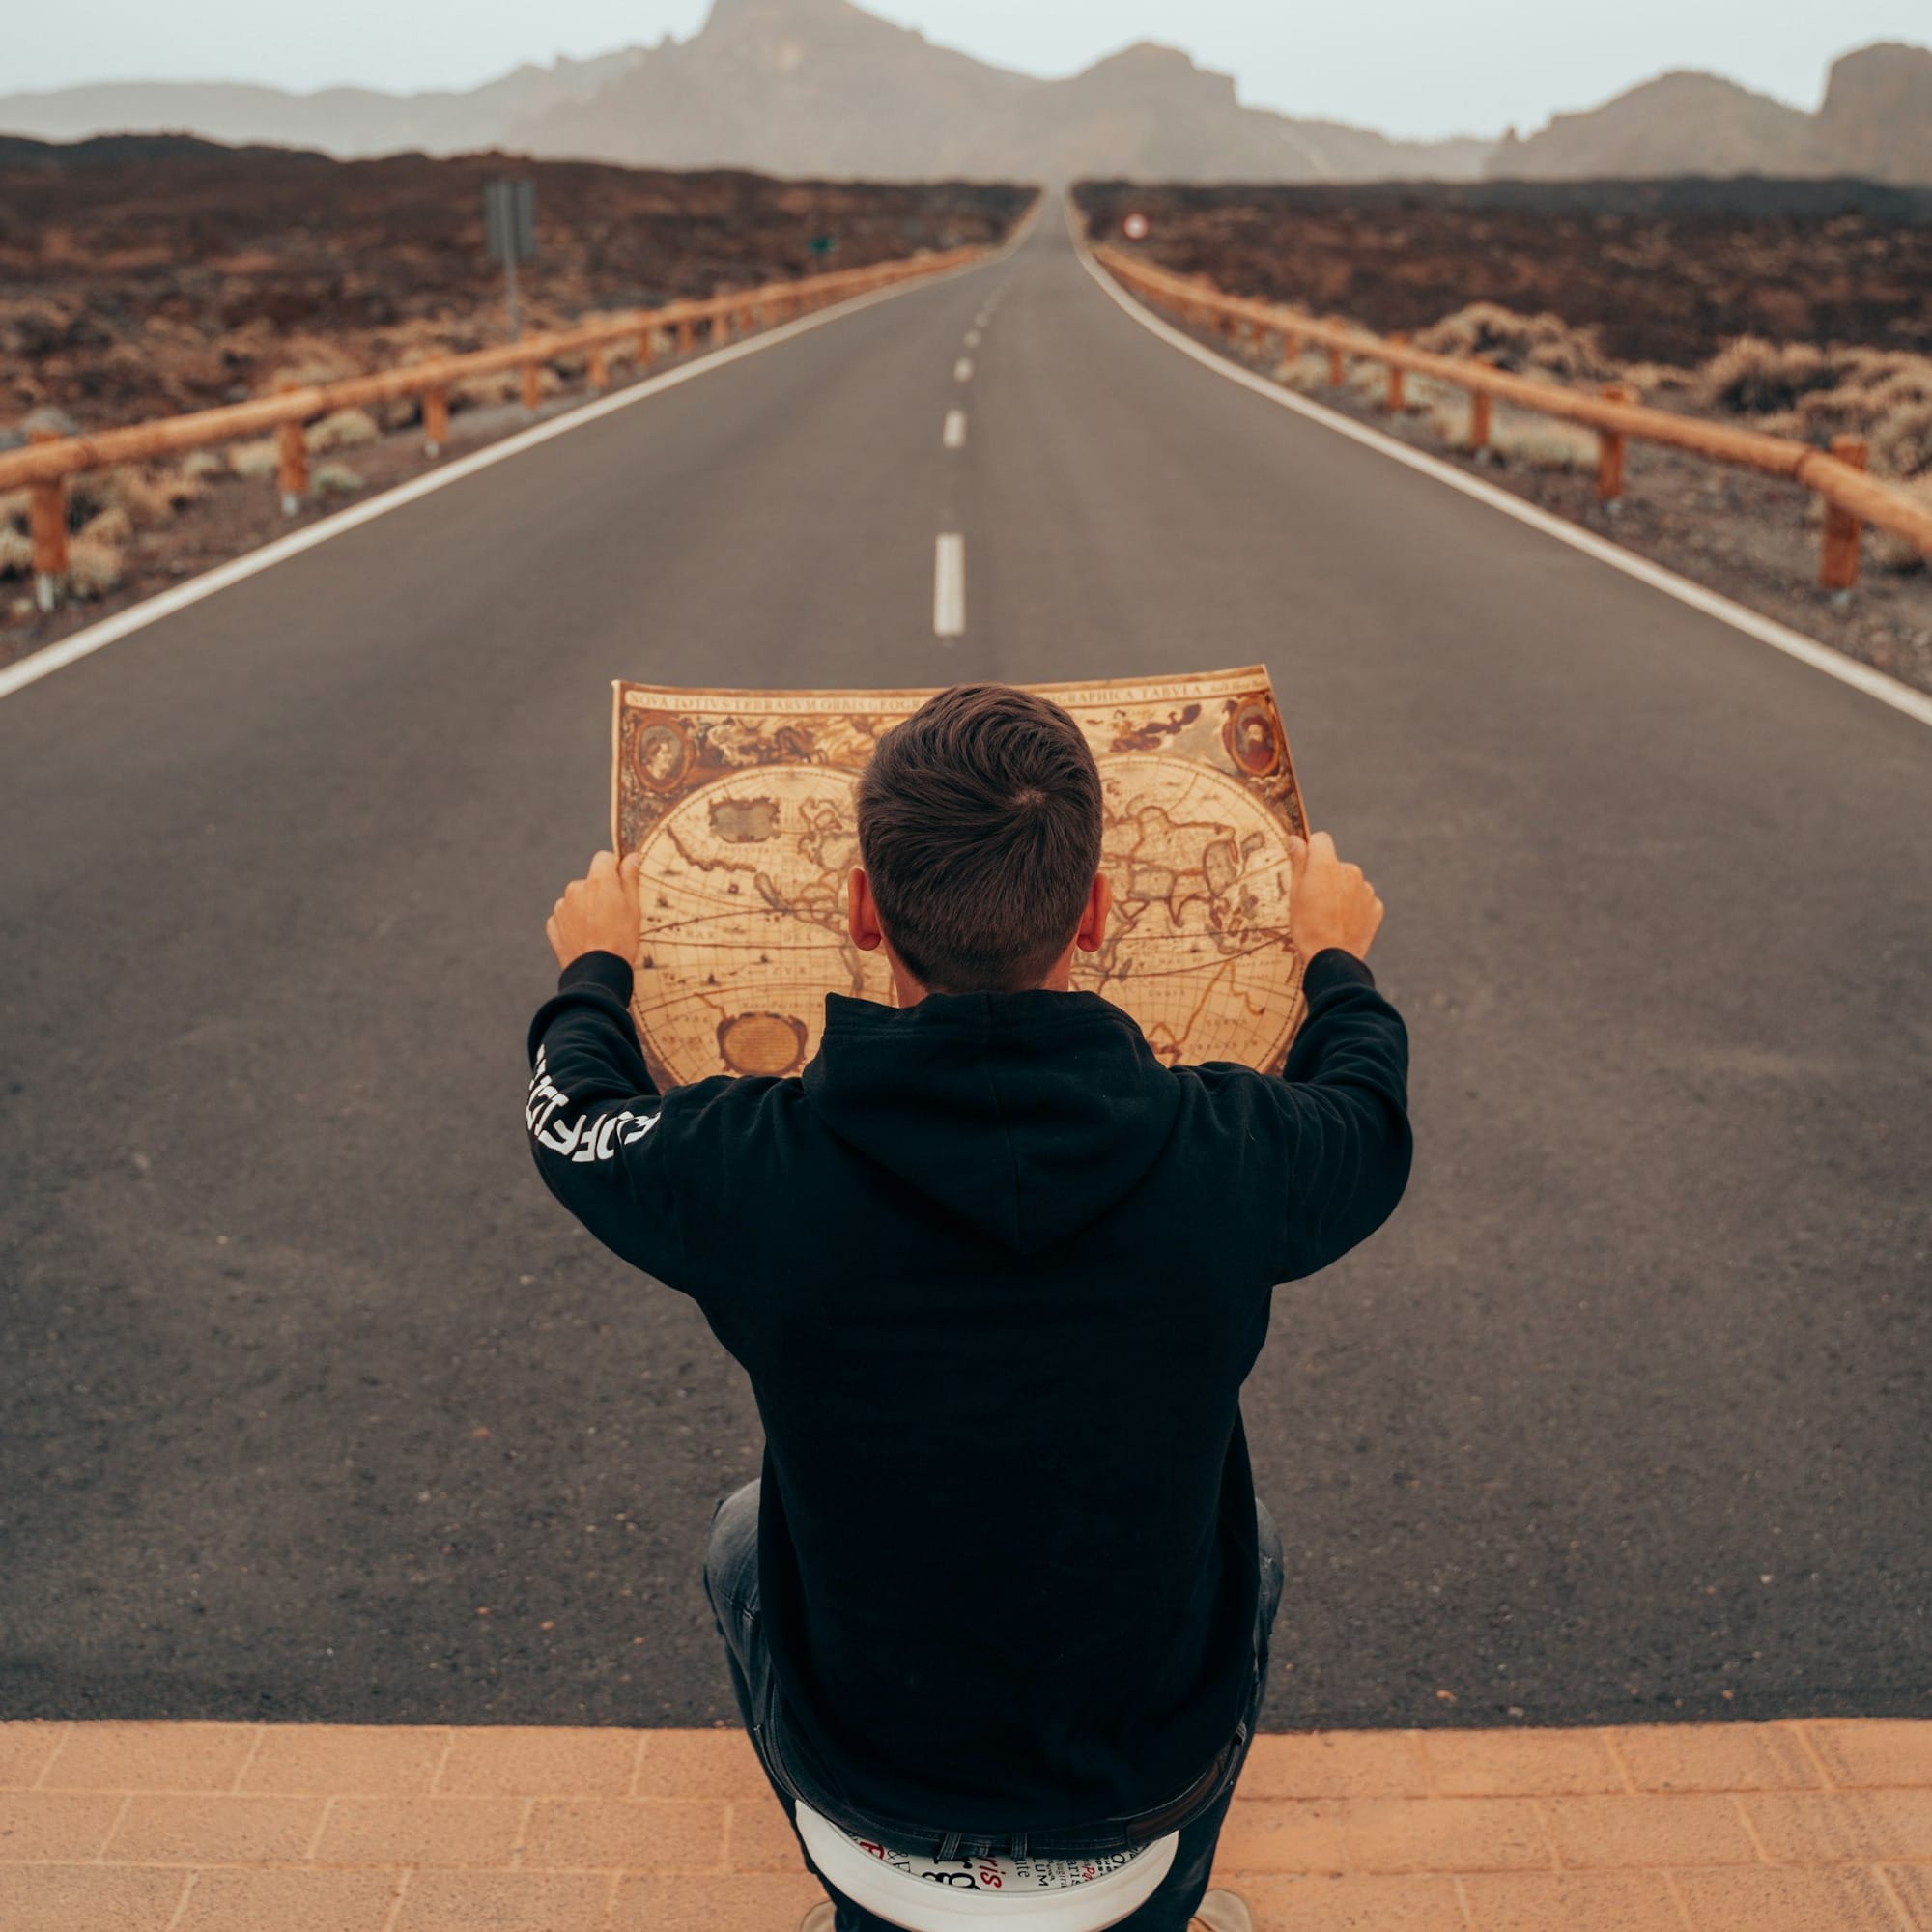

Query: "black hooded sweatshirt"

xmin=525 ymin=947 xmax=1410 ymax=1833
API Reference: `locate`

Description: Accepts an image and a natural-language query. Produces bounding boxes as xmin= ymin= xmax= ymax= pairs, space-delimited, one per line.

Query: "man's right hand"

xmin=1287 ymin=831 xmax=1384 ymax=962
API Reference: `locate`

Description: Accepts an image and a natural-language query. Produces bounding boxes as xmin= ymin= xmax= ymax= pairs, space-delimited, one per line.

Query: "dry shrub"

xmin=105 ymin=465 xmax=195 ymax=526
xmin=312 ymin=464 xmax=364 ymax=498
xmin=450 ymin=366 xmax=564 ymax=409
xmin=1795 ymin=388 xmax=1882 ymax=440
xmin=63 ymin=472 xmax=114 ymax=525
xmin=182 ymin=450 xmax=226 ymax=482
xmin=105 ymin=468 xmax=172 ymax=526
xmin=1872 ymin=402 xmax=1932 ymax=481
xmin=1414 ymin=302 xmax=1613 ymax=384
xmin=66 ymin=535 xmax=124 ymax=598
xmin=1272 ymin=351 xmax=1332 ymax=395
xmin=1700 ymin=337 xmax=1841 ymax=415
xmin=0 ymin=487 xmax=27 ymax=532
xmin=1407 ymin=374 xmax=1463 ymax=416
xmin=228 ymin=439 xmax=280 ymax=479
xmin=1798 ymin=355 xmax=1932 ymax=425
xmin=1412 ymin=386 xmax=1600 ymax=467
xmin=0 ymin=527 xmax=33 ymax=578
xmin=453 ymin=372 xmax=519 ymax=411
xmin=77 ymin=505 xmax=132 ymax=547
xmin=1703 ymin=339 xmax=1932 ymax=428
xmin=1488 ymin=411 xmax=1599 ymax=472
xmin=1426 ymin=396 xmax=1477 ymax=448
xmin=1869 ymin=365 xmax=1932 ymax=412
xmin=1693 ymin=338 xmax=1932 ymax=508
xmin=1776 ymin=358 xmax=1932 ymax=472
xmin=305 ymin=408 xmax=379 ymax=454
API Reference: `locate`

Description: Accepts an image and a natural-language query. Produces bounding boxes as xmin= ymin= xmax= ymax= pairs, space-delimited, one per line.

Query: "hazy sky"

xmin=12 ymin=1 xmax=1929 ymax=139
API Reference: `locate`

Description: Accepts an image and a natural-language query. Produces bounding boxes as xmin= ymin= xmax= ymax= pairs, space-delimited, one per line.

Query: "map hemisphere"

xmin=611 ymin=668 xmax=1310 ymax=1089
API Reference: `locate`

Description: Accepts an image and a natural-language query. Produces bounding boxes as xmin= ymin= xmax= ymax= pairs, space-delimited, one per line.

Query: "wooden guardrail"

xmin=1095 ymin=244 xmax=1932 ymax=592
xmin=4 ymin=246 xmax=983 ymax=609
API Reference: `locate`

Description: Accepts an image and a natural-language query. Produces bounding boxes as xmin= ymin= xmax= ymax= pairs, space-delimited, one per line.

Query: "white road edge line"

xmin=1067 ymin=205 xmax=1932 ymax=733
xmin=0 ymin=202 xmax=1045 ymax=708
xmin=954 ymin=357 xmax=974 ymax=384
xmin=934 ymin=534 xmax=966 ymax=639
xmin=943 ymin=410 xmax=968 ymax=450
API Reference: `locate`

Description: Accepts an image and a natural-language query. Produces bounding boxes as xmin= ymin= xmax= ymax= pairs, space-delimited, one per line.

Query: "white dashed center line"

xmin=953 ymin=356 xmax=974 ymax=383
xmin=933 ymin=535 xmax=966 ymax=639
xmin=965 ymin=329 xmax=981 ymax=348
xmin=943 ymin=410 xmax=967 ymax=449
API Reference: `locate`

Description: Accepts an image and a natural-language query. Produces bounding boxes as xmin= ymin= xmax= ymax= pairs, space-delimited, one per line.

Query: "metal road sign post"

xmin=484 ymin=179 xmax=538 ymax=342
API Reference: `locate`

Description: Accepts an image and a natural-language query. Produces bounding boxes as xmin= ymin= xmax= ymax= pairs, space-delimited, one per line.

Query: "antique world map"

xmin=610 ymin=668 xmax=1311 ymax=1090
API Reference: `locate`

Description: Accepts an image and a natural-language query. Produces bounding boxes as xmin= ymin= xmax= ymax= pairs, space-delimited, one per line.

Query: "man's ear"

xmin=1074 ymin=872 xmax=1113 ymax=953
xmin=848 ymin=867 xmax=885 ymax=952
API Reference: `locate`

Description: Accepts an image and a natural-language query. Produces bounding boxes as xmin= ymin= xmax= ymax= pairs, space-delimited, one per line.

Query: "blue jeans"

xmin=702 ymin=1478 xmax=1285 ymax=1932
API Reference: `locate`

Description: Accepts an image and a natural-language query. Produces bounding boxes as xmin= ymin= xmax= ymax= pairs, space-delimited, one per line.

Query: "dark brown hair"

xmin=856 ymin=684 xmax=1104 ymax=993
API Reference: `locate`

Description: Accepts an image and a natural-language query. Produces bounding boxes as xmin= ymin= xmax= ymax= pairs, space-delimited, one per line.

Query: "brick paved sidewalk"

xmin=1 ymin=1719 xmax=1928 ymax=1931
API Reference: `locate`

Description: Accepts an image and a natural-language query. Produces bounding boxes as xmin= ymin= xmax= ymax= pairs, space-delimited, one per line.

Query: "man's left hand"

xmin=548 ymin=849 xmax=643 ymax=970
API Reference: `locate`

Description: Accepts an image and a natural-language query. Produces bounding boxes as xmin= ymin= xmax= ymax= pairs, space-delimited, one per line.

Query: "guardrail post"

xmin=587 ymin=345 xmax=609 ymax=394
xmin=26 ymin=428 xmax=68 ymax=611
xmin=521 ymin=360 xmax=541 ymax=415
xmin=675 ymin=314 xmax=695 ymax=355
xmin=1821 ymin=437 xmax=1870 ymax=592
xmin=423 ymin=386 xmax=449 ymax=457
xmin=274 ymin=383 xmax=308 ymax=516
xmin=713 ymin=310 xmax=730 ymax=347
xmin=1280 ymin=328 xmax=1302 ymax=373
xmin=1385 ymin=335 xmax=1408 ymax=412
xmin=1469 ymin=390 xmax=1492 ymax=454
xmin=1328 ymin=346 xmax=1346 ymax=386
xmin=637 ymin=326 xmax=656 ymax=369
xmin=1597 ymin=386 xmax=1630 ymax=503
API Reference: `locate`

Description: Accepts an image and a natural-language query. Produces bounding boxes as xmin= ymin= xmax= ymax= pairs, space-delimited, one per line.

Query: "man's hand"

xmin=547 ymin=849 xmax=643 ymax=971
xmin=1287 ymin=831 xmax=1384 ymax=962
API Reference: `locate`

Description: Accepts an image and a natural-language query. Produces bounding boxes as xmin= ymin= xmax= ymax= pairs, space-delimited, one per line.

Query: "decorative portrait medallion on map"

xmin=610 ymin=668 xmax=1310 ymax=1090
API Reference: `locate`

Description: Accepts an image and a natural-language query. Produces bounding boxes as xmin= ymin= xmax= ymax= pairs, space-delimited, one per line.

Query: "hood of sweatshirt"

xmin=801 ymin=989 xmax=1182 ymax=1255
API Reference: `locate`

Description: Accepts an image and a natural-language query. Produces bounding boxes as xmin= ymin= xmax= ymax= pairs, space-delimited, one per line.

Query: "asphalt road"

xmin=2 ymin=211 xmax=1927 ymax=1734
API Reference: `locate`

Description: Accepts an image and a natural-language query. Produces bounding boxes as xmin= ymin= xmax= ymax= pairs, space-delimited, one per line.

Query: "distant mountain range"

xmin=2 ymin=0 xmax=1928 ymax=187
xmin=1492 ymin=43 xmax=1932 ymax=185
